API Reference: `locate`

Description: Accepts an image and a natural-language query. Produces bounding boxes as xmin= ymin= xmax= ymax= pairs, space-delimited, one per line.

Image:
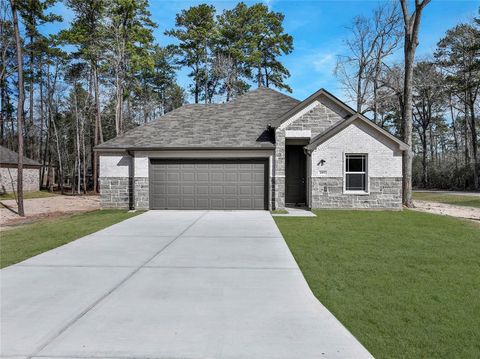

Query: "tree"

xmin=19 ymin=0 xmax=60 ymax=159
xmin=166 ymin=4 xmax=216 ymax=104
xmin=104 ymin=0 xmax=156 ymax=135
xmin=216 ymin=2 xmax=252 ymax=100
xmin=412 ymin=61 xmax=446 ymax=187
xmin=335 ymin=2 xmax=401 ymax=116
xmin=10 ymin=0 xmax=25 ymax=216
xmin=0 ymin=3 xmax=16 ymax=147
xmin=245 ymin=3 xmax=293 ymax=91
xmin=60 ymin=0 xmax=106 ymax=193
xmin=435 ymin=23 xmax=480 ymax=189
xmin=400 ymin=0 xmax=431 ymax=207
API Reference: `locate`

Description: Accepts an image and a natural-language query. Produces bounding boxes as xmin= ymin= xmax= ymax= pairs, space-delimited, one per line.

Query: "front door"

xmin=285 ymin=145 xmax=306 ymax=204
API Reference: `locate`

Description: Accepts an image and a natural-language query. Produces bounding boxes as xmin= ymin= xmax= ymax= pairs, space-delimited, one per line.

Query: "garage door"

xmin=149 ymin=159 xmax=268 ymax=210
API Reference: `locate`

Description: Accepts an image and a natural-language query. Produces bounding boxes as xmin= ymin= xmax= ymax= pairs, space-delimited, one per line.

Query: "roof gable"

xmin=305 ymin=114 xmax=408 ymax=153
xmin=273 ymin=88 xmax=355 ymax=128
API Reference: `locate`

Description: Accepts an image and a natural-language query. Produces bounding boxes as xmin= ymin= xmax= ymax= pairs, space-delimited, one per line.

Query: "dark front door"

xmin=286 ymin=145 xmax=306 ymax=204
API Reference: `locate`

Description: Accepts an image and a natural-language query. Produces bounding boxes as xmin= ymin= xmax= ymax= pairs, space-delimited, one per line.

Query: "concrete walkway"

xmin=1 ymin=211 xmax=373 ymax=359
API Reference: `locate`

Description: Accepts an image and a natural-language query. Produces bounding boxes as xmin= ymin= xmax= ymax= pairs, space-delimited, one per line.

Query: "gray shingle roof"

xmin=96 ymin=87 xmax=300 ymax=150
xmin=0 ymin=145 xmax=42 ymax=166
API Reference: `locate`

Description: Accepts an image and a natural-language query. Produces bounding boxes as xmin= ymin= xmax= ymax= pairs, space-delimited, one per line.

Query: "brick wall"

xmin=309 ymin=119 xmax=403 ymax=209
xmin=99 ymin=177 xmax=130 ymax=209
xmin=0 ymin=167 xmax=40 ymax=194
xmin=134 ymin=177 xmax=149 ymax=209
xmin=273 ymin=99 xmax=345 ymax=209
xmin=311 ymin=177 xmax=402 ymax=209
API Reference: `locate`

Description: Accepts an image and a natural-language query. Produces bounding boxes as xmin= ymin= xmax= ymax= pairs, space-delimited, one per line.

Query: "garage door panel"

xmin=197 ymin=172 xmax=209 ymax=182
xmin=210 ymin=172 xmax=224 ymax=182
xmin=150 ymin=159 xmax=267 ymax=210
xmin=224 ymin=186 xmax=236 ymax=195
xmin=182 ymin=172 xmax=195 ymax=181
xmin=196 ymin=185 xmax=209 ymax=195
xmin=210 ymin=185 xmax=224 ymax=195
xmin=238 ymin=172 xmax=252 ymax=181
xmin=239 ymin=186 xmax=252 ymax=195
xmin=182 ymin=186 xmax=194 ymax=195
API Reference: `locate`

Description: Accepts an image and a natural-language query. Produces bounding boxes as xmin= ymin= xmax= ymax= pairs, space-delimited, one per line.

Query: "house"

xmin=95 ymin=87 xmax=407 ymax=210
xmin=0 ymin=145 xmax=42 ymax=194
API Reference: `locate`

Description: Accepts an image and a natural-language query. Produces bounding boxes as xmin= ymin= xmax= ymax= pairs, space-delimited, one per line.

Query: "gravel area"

xmin=413 ymin=200 xmax=480 ymax=221
xmin=0 ymin=195 xmax=100 ymax=229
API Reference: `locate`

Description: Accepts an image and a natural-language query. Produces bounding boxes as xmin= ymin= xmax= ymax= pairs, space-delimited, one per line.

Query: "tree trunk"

xmin=257 ymin=64 xmax=262 ymax=88
xmin=11 ymin=0 xmax=25 ymax=216
xmin=402 ymin=41 xmax=415 ymax=207
xmin=194 ymin=63 xmax=199 ymax=104
xmin=74 ymin=83 xmax=81 ymax=194
xmin=400 ymin=0 xmax=430 ymax=207
xmin=92 ymin=64 xmax=102 ymax=193
xmin=356 ymin=74 xmax=362 ymax=113
xmin=422 ymin=132 xmax=427 ymax=187
xmin=0 ymin=78 xmax=5 ymax=146
xmin=28 ymin=34 xmax=34 ymax=159
xmin=51 ymin=115 xmax=64 ymax=194
xmin=468 ymin=98 xmax=478 ymax=189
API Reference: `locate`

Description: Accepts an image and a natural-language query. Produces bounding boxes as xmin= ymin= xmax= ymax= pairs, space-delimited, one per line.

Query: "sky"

xmin=42 ymin=0 xmax=479 ymax=104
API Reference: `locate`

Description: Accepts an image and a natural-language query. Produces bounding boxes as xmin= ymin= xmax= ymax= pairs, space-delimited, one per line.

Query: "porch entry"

xmin=285 ymin=145 xmax=306 ymax=205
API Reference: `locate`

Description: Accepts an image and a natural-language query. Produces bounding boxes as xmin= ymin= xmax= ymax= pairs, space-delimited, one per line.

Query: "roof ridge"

xmin=253 ymin=86 xmax=300 ymax=103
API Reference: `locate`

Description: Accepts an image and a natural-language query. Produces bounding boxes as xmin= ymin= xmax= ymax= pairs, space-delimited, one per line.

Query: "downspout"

xmin=126 ymin=149 xmax=135 ymax=210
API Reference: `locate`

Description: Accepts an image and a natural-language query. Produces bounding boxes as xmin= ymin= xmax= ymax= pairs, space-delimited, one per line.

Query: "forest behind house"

xmin=1 ymin=0 xmax=479 ymax=203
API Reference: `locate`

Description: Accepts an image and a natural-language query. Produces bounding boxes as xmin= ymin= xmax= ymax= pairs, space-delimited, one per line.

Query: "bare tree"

xmin=10 ymin=0 xmax=24 ymax=216
xmin=336 ymin=2 xmax=402 ymax=116
xmin=400 ymin=0 xmax=431 ymax=207
xmin=412 ymin=61 xmax=446 ymax=187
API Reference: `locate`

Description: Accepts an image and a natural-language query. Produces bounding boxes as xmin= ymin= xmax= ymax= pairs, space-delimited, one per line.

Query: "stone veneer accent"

xmin=273 ymin=100 xmax=345 ymax=209
xmin=134 ymin=177 xmax=149 ymax=209
xmin=99 ymin=177 xmax=130 ymax=209
xmin=0 ymin=167 xmax=40 ymax=194
xmin=311 ymin=177 xmax=402 ymax=209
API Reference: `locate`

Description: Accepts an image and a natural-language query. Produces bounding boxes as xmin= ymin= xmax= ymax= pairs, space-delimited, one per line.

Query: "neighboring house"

xmin=0 ymin=145 xmax=42 ymax=194
xmin=95 ymin=87 xmax=407 ymax=210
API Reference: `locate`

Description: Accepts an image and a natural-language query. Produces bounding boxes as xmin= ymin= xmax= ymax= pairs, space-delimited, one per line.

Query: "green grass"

xmin=274 ymin=210 xmax=480 ymax=359
xmin=0 ymin=210 xmax=142 ymax=268
xmin=0 ymin=190 xmax=58 ymax=200
xmin=413 ymin=191 xmax=480 ymax=208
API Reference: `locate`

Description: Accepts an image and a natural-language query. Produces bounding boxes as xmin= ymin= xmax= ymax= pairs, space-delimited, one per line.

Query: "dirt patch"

xmin=413 ymin=200 xmax=480 ymax=221
xmin=0 ymin=195 xmax=100 ymax=230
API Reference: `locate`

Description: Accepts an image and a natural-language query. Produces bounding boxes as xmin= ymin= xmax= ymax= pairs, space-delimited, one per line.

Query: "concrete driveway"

xmin=1 ymin=210 xmax=373 ymax=359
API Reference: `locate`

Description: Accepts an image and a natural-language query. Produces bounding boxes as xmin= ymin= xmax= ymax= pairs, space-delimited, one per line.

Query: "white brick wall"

xmin=99 ymin=155 xmax=131 ymax=178
xmin=0 ymin=167 xmax=40 ymax=193
xmin=310 ymin=119 xmax=403 ymax=179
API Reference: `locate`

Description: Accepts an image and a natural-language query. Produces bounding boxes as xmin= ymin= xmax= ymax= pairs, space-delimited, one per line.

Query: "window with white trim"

xmin=345 ymin=154 xmax=367 ymax=192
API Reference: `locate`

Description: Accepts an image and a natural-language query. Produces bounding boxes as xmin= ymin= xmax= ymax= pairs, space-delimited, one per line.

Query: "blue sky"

xmin=43 ymin=0 xmax=479 ymax=103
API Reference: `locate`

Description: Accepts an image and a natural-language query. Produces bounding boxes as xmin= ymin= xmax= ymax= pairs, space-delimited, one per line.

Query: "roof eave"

xmin=94 ymin=146 xmax=276 ymax=152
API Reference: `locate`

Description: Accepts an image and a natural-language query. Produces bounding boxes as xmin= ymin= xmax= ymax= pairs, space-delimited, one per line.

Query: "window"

xmin=345 ymin=154 xmax=367 ymax=192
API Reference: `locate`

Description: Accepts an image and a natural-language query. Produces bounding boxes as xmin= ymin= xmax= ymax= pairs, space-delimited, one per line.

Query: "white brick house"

xmin=0 ymin=145 xmax=42 ymax=194
xmin=95 ymin=87 xmax=407 ymax=210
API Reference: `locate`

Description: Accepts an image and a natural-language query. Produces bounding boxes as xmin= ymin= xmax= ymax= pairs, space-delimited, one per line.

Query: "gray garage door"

xmin=149 ymin=159 xmax=268 ymax=210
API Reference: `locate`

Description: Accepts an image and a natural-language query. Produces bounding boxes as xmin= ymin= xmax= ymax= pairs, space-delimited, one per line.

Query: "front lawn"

xmin=0 ymin=190 xmax=58 ymax=201
xmin=413 ymin=191 xmax=480 ymax=208
xmin=0 ymin=210 xmax=142 ymax=268
xmin=274 ymin=210 xmax=480 ymax=359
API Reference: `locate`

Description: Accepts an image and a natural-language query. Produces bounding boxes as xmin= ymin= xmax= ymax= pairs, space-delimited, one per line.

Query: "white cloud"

xmin=312 ymin=52 xmax=335 ymax=74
